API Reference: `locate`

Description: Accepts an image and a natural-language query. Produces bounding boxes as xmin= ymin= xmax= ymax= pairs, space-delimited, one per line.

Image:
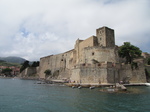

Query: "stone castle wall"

xmin=39 ymin=50 xmax=74 ymax=79
xmin=80 ymin=46 xmax=119 ymax=64
xmin=119 ymin=62 xmax=146 ymax=83
xmin=74 ymin=36 xmax=97 ymax=64
xmin=20 ymin=67 xmax=39 ymax=79
xmin=70 ymin=62 xmax=146 ymax=84
xmin=70 ymin=62 xmax=119 ymax=84
xmin=71 ymin=64 xmax=108 ymax=84
xmin=38 ymin=26 xmax=147 ymax=84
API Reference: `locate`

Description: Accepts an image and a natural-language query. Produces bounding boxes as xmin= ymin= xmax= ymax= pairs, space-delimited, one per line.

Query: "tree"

xmin=36 ymin=61 xmax=39 ymax=66
xmin=31 ymin=61 xmax=39 ymax=67
xmin=118 ymin=42 xmax=142 ymax=64
xmin=20 ymin=61 xmax=30 ymax=73
xmin=2 ymin=68 xmax=12 ymax=77
xmin=44 ymin=69 xmax=51 ymax=78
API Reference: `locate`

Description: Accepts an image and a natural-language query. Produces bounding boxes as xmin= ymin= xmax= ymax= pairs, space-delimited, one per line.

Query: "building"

xmin=0 ymin=66 xmax=20 ymax=76
xmin=38 ymin=26 xmax=146 ymax=84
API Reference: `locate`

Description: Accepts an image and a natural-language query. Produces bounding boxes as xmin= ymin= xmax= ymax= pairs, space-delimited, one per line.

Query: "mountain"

xmin=0 ymin=56 xmax=27 ymax=64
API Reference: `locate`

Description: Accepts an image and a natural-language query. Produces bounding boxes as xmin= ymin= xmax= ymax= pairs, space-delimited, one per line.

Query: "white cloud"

xmin=0 ymin=0 xmax=150 ymax=61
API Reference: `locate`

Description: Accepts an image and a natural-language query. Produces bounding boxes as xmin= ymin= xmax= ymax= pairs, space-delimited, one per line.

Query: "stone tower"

xmin=96 ymin=26 xmax=115 ymax=47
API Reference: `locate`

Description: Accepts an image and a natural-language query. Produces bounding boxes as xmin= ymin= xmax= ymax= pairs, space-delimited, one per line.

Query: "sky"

xmin=0 ymin=0 xmax=150 ymax=61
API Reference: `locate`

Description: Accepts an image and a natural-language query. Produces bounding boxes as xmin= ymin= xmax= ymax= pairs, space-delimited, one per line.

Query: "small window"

xmin=61 ymin=59 xmax=63 ymax=61
xmin=92 ymin=52 xmax=94 ymax=56
xmin=82 ymin=63 xmax=85 ymax=66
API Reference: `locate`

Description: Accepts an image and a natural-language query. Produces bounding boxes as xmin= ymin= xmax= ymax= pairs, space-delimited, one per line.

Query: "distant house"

xmin=0 ymin=66 xmax=20 ymax=76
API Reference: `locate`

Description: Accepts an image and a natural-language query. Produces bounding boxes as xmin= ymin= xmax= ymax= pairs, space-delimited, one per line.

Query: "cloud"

xmin=0 ymin=0 xmax=150 ymax=61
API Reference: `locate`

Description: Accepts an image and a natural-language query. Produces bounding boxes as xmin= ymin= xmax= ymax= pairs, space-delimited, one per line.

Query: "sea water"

xmin=0 ymin=78 xmax=150 ymax=112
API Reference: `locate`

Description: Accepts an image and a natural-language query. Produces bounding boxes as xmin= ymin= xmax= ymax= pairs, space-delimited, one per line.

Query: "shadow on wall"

xmin=145 ymin=68 xmax=150 ymax=82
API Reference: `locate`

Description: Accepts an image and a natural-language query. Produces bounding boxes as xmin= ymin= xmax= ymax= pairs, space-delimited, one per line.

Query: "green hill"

xmin=0 ymin=61 xmax=21 ymax=67
xmin=0 ymin=56 xmax=26 ymax=64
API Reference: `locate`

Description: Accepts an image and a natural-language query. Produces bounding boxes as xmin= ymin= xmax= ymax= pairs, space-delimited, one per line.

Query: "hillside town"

xmin=0 ymin=66 xmax=20 ymax=77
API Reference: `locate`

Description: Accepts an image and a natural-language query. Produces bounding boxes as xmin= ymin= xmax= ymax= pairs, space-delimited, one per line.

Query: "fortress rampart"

xmin=38 ymin=26 xmax=146 ymax=84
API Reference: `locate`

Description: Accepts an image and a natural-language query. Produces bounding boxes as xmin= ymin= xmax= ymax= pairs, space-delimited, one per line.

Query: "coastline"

xmin=0 ymin=76 xmax=148 ymax=88
xmin=65 ymin=83 xmax=147 ymax=88
xmin=0 ymin=76 xmax=17 ymax=79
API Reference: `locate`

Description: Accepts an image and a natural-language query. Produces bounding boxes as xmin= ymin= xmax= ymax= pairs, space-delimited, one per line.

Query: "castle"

xmin=38 ymin=26 xmax=146 ymax=84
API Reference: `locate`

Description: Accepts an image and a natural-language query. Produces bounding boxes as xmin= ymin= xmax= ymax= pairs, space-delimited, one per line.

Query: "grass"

xmin=0 ymin=62 xmax=21 ymax=67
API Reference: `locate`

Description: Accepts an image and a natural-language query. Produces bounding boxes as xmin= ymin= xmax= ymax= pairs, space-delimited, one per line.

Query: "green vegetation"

xmin=0 ymin=61 xmax=21 ymax=67
xmin=53 ymin=70 xmax=59 ymax=78
xmin=2 ymin=68 xmax=12 ymax=77
xmin=44 ymin=69 xmax=52 ymax=78
xmin=20 ymin=61 xmax=30 ymax=73
xmin=44 ymin=69 xmax=59 ymax=79
xmin=31 ymin=61 xmax=39 ymax=67
xmin=19 ymin=61 xmax=40 ymax=73
xmin=118 ymin=42 xmax=142 ymax=64
xmin=131 ymin=62 xmax=138 ymax=70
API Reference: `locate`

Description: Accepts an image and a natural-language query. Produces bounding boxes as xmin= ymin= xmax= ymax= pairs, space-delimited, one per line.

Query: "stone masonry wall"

xmin=70 ymin=61 xmax=146 ymax=84
xmin=71 ymin=66 xmax=108 ymax=84
xmin=39 ymin=50 xmax=74 ymax=79
xmin=119 ymin=64 xmax=146 ymax=83
xmin=71 ymin=68 xmax=80 ymax=83
xmin=107 ymin=68 xmax=119 ymax=83
xmin=79 ymin=46 xmax=119 ymax=64
xmin=74 ymin=36 xmax=97 ymax=64
xmin=38 ymin=26 xmax=147 ymax=84
xmin=20 ymin=67 xmax=39 ymax=78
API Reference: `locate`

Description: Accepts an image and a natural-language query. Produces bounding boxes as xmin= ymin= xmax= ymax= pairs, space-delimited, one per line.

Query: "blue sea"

xmin=0 ymin=78 xmax=150 ymax=112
